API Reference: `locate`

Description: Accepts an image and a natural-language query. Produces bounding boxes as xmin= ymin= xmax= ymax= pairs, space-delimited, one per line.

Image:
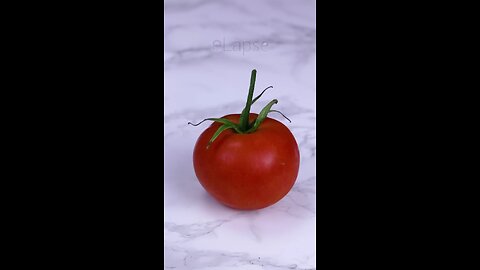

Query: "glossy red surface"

xmin=193 ymin=113 xmax=300 ymax=210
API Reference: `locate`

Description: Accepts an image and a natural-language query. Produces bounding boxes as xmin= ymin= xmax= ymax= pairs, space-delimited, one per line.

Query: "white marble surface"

xmin=164 ymin=0 xmax=316 ymax=269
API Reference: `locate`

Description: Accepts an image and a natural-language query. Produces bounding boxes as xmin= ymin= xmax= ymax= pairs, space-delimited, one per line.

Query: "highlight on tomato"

xmin=189 ymin=69 xmax=300 ymax=210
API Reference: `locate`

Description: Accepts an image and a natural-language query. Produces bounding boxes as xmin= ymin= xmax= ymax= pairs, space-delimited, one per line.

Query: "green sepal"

xmin=207 ymin=124 xmax=235 ymax=149
xmin=269 ymin=110 xmax=291 ymax=123
xmin=252 ymin=86 xmax=273 ymax=105
xmin=247 ymin=99 xmax=278 ymax=133
xmin=188 ymin=118 xmax=243 ymax=133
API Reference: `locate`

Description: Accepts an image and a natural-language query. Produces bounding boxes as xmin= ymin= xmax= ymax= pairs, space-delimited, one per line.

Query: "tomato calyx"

xmin=188 ymin=69 xmax=291 ymax=148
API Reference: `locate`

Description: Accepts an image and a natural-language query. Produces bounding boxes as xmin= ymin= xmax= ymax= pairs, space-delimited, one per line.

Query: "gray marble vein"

xmin=165 ymin=246 xmax=315 ymax=270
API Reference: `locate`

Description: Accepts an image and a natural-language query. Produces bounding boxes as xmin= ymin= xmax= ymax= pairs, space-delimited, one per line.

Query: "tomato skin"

xmin=193 ymin=113 xmax=300 ymax=210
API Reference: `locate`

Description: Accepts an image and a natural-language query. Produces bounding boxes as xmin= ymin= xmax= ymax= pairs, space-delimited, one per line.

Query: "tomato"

xmin=189 ymin=69 xmax=300 ymax=210
xmin=193 ymin=113 xmax=300 ymax=210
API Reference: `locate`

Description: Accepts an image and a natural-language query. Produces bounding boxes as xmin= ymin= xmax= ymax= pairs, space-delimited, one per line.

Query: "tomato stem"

xmin=187 ymin=69 xmax=292 ymax=148
xmin=239 ymin=69 xmax=256 ymax=131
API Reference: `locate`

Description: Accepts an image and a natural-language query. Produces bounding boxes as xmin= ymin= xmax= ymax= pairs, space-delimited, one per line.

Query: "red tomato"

xmin=193 ymin=113 xmax=300 ymax=210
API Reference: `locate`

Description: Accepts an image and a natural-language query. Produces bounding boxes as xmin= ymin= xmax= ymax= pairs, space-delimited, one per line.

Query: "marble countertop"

xmin=164 ymin=0 xmax=316 ymax=269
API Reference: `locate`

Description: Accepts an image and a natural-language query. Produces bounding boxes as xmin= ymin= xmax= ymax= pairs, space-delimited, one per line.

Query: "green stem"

xmin=239 ymin=69 xmax=256 ymax=131
xmin=188 ymin=69 xmax=292 ymax=149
